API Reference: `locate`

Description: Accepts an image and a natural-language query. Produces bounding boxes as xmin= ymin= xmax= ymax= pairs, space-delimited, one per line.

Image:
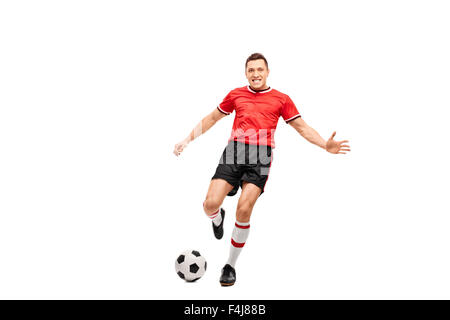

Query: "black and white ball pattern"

xmin=175 ymin=250 xmax=207 ymax=282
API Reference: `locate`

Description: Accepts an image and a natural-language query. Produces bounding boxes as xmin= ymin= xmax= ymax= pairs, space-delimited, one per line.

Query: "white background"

xmin=1 ymin=0 xmax=449 ymax=299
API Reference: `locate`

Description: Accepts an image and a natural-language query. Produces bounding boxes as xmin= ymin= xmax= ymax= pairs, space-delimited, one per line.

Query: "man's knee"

xmin=236 ymin=202 xmax=253 ymax=222
xmin=203 ymin=197 xmax=221 ymax=215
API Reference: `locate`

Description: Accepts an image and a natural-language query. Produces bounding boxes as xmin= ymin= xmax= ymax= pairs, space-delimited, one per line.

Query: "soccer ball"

xmin=175 ymin=250 xmax=207 ymax=282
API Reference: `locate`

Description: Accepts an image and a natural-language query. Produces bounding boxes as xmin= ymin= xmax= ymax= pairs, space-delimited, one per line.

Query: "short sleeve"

xmin=217 ymin=90 xmax=235 ymax=115
xmin=281 ymin=95 xmax=301 ymax=123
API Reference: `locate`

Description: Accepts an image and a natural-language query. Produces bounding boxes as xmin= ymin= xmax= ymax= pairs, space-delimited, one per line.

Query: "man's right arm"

xmin=173 ymin=108 xmax=227 ymax=156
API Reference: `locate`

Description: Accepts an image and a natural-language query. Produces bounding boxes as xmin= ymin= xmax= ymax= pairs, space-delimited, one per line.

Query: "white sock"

xmin=226 ymin=220 xmax=250 ymax=268
xmin=207 ymin=207 xmax=222 ymax=226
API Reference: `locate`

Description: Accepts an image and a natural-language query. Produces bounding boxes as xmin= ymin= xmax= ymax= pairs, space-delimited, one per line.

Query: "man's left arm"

xmin=288 ymin=117 xmax=351 ymax=154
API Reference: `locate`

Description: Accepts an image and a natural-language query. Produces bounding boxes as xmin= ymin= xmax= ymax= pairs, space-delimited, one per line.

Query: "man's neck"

xmin=248 ymin=85 xmax=270 ymax=92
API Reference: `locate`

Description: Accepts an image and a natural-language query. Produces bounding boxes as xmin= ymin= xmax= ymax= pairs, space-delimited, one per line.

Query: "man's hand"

xmin=326 ymin=131 xmax=351 ymax=154
xmin=173 ymin=138 xmax=190 ymax=156
xmin=173 ymin=108 xmax=227 ymax=157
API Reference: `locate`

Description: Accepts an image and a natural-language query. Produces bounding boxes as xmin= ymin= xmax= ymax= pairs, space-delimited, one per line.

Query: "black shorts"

xmin=211 ymin=141 xmax=273 ymax=196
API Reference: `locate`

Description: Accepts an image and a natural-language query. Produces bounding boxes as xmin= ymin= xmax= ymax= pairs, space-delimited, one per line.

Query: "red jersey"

xmin=217 ymin=86 xmax=301 ymax=148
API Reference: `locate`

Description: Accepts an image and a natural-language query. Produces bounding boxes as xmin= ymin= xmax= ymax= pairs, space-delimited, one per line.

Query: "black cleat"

xmin=220 ymin=264 xmax=236 ymax=286
xmin=212 ymin=208 xmax=225 ymax=239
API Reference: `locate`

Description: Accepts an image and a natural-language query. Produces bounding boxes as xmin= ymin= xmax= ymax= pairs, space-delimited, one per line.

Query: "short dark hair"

xmin=245 ymin=53 xmax=268 ymax=69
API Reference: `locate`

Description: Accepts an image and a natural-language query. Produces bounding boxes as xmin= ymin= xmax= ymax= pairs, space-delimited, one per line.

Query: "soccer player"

xmin=173 ymin=53 xmax=350 ymax=286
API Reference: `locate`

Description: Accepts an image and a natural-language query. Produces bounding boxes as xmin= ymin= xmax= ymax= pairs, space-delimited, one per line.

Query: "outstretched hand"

xmin=173 ymin=139 xmax=189 ymax=156
xmin=326 ymin=131 xmax=350 ymax=154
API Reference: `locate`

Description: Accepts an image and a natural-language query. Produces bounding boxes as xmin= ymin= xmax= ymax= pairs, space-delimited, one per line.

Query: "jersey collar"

xmin=247 ymin=85 xmax=272 ymax=94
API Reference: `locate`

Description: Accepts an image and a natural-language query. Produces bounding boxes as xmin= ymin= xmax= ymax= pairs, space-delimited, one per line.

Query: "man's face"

xmin=245 ymin=59 xmax=270 ymax=90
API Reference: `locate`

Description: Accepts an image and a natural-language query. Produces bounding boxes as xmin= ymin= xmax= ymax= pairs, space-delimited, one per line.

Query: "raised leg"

xmin=203 ymin=178 xmax=234 ymax=216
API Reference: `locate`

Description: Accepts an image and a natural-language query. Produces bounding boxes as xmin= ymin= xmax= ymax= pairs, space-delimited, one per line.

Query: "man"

xmin=173 ymin=53 xmax=350 ymax=286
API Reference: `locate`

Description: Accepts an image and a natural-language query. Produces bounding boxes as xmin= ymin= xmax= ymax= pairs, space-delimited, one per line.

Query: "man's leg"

xmin=203 ymin=178 xmax=234 ymax=215
xmin=203 ymin=178 xmax=235 ymax=239
xmin=220 ymin=181 xmax=261 ymax=286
